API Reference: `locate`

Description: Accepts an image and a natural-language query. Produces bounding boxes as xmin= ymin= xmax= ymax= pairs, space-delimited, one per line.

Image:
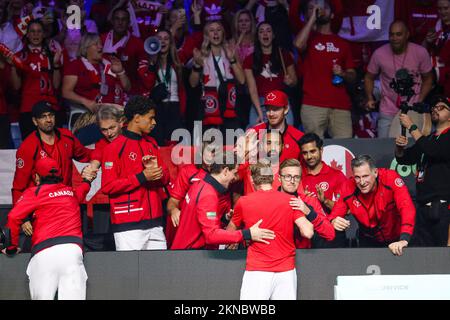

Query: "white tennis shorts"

xmin=26 ymin=243 xmax=87 ymax=300
xmin=114 ymin=226 xmax=167 ymax=251
xmin=240 ymin=268 xmax=297 ymax=300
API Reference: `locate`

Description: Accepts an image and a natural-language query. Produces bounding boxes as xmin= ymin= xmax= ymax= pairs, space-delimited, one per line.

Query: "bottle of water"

xmin=332 ymin=59 xmax=344 ymax=86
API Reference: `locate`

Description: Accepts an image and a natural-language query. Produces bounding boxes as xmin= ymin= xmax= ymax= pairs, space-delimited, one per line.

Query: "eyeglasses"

xmin=431 ymin=104 xmax=450 ymax=112
xmin=280 ymin=174 xmax=301 ymax=182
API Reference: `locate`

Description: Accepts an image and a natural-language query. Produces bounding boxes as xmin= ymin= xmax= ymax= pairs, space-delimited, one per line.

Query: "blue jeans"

xmin=248 ymin=97 xmax=294 ymax=129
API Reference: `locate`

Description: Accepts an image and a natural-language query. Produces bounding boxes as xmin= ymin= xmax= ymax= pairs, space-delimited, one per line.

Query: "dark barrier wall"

xmin=1 ymin=248 xmax=449 ymax=300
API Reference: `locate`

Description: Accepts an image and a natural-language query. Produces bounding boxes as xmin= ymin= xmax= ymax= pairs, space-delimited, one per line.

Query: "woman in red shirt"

xmin=243 ymin=22 xmax=297 ymax=127
xmin=62 ymin=33 xmax=131 ymax=129
xmin=10 ymin=20 xmax=63 ymax=140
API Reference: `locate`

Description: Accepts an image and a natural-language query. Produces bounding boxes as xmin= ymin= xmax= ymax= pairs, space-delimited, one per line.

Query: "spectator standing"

xmin=189 ymin=21 xmax=245 ymax=132
xmin=328 ymin=155 xmax=416 ymax=256
xmin=298 ymin=133 xmax=348 ymax=247
xmin=231 ymin=9 xmax=256 ymax=129
xmin=395 ymin=95 xmax=450 ymax=247
xmin=101 ymin=7 xmax=146 ymax=96
xmin=10 ymin=20 xmax=63 ymax=139
xmin=244 ymin=22 xmax=297 ymax=126
xmin=365 ymin=21 xmax=434 ymax=138
xmin=101 ymin=96 xmax=170 ymax=251
xmin=138 ymin=29 xmax=185 ymax=146
xmin=0 ymin=56 xmax=12 ymax=148
xmin=423 ymin=0 xmax=450 ymax=98
xmin=62 ymin=33 xmax=131 ymax=129
xmin=294 ymin=0 xmax=356 ymax=139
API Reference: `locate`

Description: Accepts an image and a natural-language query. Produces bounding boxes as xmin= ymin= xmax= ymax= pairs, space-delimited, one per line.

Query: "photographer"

xmin=365 ymin=20 xmax=434 ymax=138
xmin=395 ymin=95 xmax=450 ymax=247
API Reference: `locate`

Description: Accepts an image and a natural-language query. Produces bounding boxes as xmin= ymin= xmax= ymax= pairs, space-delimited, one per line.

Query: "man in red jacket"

xmin=11 ymin=101 xmax=92 ymax=239
xmin=277 ymin=158 xmax=336 ymax=249
xmin=3 ymin=157 xmax=95 ymax=300
xmin=101 ymin=96 xmax=171 ymax=251
xmin=328 ymin=155 xmax=416 ymax=256
xmin=299 ymin=133 xmax=348 ymax=247
xmin=170 ymin=152 xmax=276 ymax=250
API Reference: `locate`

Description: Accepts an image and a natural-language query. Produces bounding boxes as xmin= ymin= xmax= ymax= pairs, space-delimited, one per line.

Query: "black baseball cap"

xmin=32 ymin=101 xmax=55 ymax=118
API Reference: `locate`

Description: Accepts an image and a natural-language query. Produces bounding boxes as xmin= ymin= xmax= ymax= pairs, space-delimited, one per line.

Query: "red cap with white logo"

xmin=263 ymin=90 xmax=288 ymax=108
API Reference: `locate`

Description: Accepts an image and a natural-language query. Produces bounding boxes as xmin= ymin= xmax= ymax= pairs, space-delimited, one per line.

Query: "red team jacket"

xmin=328 ymin=169 xmax=416 ymax=243
xmin=251 ymin=122 xmax=304 ymax=162
xmin=101 ymin=130 xmax=170 ymax=233
xmin=11 ymin=128 xmax=92 ymax=205
xmin=6 ymin=182 xmax=91 ymax=257
xmin=171 ymin=174 xmax=250 ymax=250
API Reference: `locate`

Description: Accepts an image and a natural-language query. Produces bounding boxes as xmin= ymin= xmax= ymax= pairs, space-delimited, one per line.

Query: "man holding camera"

xmin=365 ymin=20 xmax=434 ymax=138
xmin=395 ymin=95 xmax=450 ymax=246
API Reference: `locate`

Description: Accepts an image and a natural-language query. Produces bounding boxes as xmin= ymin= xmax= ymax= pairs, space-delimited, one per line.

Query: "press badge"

xmin=100 ymin=83 xmax=109 ymax=96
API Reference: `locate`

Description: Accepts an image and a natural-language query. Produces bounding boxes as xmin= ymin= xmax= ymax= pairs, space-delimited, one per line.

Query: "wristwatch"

xmin=409 ymin=124 xmax=418 ymax=133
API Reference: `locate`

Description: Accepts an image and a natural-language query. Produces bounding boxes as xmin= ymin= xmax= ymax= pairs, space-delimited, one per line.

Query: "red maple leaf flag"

xmin=330 ymin=159 xmax=343 ymax=171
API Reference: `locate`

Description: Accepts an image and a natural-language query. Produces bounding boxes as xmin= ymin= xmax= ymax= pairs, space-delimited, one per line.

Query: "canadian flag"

xmin=322 ymin=145 xmax=355 ymax=178
xmin=338 ymin=0 xmax=394 ymax=42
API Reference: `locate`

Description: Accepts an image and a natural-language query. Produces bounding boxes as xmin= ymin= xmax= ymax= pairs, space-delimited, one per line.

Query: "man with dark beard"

xmin=395 ymin=95 xmax=450 ymax=246
xmin=294 ymin=0 xmax=356 ymax=139
xmin=11 ymin=101 xmax=93 ymax=239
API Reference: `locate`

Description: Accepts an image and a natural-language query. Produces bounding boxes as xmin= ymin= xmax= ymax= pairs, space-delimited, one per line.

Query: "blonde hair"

xmin=201 ymin=21 xmax=226 ymax=56
xmin=77 ymin=33 xmax=100 ymax=58
xmin=232 ymin=9 xmax=256 ymax=43
xmin=250 ymin=160 xmax=274 ymax=186
xmin=280 ymin=159 xmax=302 ymax=175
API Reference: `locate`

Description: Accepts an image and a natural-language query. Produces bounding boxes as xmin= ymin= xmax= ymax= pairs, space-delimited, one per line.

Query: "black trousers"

xmin=312 ymin=230 xmax=348 ymax=248
xmin=411 ymin=200 xmax=450 ymax=247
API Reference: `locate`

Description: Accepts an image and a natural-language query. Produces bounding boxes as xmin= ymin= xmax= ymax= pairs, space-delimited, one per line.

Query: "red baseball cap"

xmin=263 ymin=90 xmax=288 ymax=108
xmin=35 ymin=158 xmax=61 ymax=178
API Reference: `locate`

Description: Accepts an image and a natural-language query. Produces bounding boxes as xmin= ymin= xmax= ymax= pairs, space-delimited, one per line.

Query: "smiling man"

xmin=101 ymin=96 xmax=170 ymax=251
xmin=328 ymin=155 xmax=416 ymax=256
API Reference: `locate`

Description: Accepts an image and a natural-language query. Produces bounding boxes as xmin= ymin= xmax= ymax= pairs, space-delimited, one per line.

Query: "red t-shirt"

xmin=101 ymin=33 xmax=146 ymax=95
xmin=243 ymin=50 xmax=294 ymax=97
xmin=15 ymin=49 xmax=58 ymax=113
xmin=233 ymin=189 xmax=304 ymax=272
xmin=0 ymin=63 xmax=10 ymax=115
xmin=301 ymin=162 xmax=348 ymax=213
xmin=302 ymin=32 xmax=355 ymax=110
xmin=396 ymin=0 xmax=438 ymax=45
xmin=64 ymin=58 xmax=126 ymax=105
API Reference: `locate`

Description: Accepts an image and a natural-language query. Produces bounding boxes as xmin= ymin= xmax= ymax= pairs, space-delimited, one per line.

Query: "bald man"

xmin=364 ymin=20 xmax=433 ymax=138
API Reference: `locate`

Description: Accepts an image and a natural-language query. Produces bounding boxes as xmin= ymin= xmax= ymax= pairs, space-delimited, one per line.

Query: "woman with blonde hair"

xmin=232 ymin=9 xmax=256 ymax=63
xmin=62 ymin=33 xmax=130 ymax=131
xmin=189 ymin=20 xmax=246 ymax=132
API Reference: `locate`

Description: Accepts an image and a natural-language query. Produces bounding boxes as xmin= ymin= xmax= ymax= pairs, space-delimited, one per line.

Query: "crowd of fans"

xmin=0 ymin=0 xmax=449 ymax=147
xmin=0 ymin=0 xmax=449 ymax=256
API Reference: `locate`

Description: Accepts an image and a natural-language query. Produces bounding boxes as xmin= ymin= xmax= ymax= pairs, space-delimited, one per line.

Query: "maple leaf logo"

xmin=330 ymin=159 xmax=343 ymax=171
